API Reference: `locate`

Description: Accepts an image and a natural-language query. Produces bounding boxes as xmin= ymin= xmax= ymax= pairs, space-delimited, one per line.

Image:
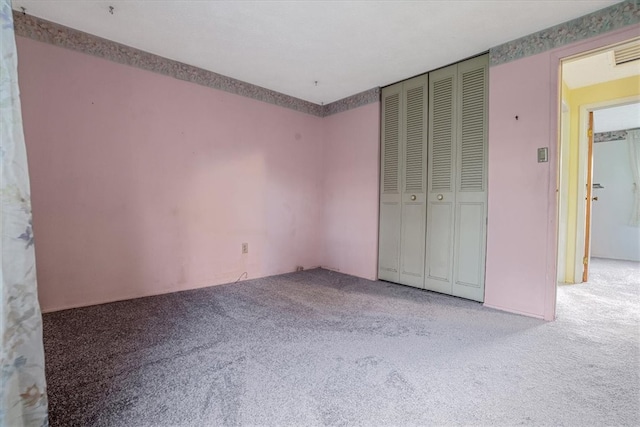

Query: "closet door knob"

xmin=437 ymin=194 xmax=444 ymax=200
xmin=411 ymin=195 xmax=417 ymax=201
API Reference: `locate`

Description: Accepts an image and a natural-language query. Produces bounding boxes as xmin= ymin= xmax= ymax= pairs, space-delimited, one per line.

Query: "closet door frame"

xmin=378 ymin=54 xmax=489 ymax=304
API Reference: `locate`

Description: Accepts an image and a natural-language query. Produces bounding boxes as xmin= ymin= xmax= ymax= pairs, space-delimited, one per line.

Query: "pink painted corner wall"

xmin=321 ymin=103 xmax=380 ymax=280
xmin=484 ymin=25 xmax=639 ymax=320
xmin=17 ymin=37 xmax=324 ymax=312
xmin=20 ymin=20 xmax=637 ymax=318
xmin=484 ymin=53 xmax=556 ymax=319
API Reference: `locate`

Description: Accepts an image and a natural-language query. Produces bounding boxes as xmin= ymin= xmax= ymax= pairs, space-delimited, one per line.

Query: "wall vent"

xmin=614 ymin=43 xmax=640 ymax=66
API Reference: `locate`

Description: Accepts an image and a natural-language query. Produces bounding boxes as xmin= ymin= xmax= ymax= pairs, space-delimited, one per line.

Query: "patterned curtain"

xmin=629 ymin=129 xmax=640 ymax=227
xmin=1 ymin=1 xmax=49 ymax=425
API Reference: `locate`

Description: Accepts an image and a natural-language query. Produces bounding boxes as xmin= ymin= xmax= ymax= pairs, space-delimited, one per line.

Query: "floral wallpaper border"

xmin=490 ymin=0 xmax=640 ymax=66
xmin=323 ymin=87 xmax=381 ymax=117
xmin=12 ymin=10 xmax=382 ymax=117
xmin=594 ymin=127 xmax=640 ymax=143
xmin=12 ymin=11 xmax=325 ymax=117
xmin=11 ymin=2 xmax=638 ymax=116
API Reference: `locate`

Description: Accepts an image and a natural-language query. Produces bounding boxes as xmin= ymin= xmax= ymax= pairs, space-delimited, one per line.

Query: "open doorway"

xmin=556 ymin=38 xmax=640 ymax=304
xmin=591 ymin=103 xmax=640 ymax=263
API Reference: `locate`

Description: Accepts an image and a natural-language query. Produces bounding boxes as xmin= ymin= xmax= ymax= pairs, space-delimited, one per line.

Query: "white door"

xmin=452 ymin=55 xmax=488 ymax=302
xmin=399 ymin=75 xmax=428 ymax=288
xmin=591 ymin=137 xmax=640 ymax=261
xmin=425 ymin=64 xmax=457 ymax=295
xmin=378 ymin=83 xmax=403 ymax=282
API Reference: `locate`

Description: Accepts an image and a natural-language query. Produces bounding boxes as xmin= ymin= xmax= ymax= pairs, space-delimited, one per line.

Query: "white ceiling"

xmin=594 ymin=102 xmax=640 ymax=132
xmin=563 ymin=40 xmax=640 ymax=89
xmin=13 ymin=0 xmax=621 ymax=104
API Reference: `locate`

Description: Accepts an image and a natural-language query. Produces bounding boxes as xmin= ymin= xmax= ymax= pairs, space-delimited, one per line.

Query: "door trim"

xmin=547 ymin=26 xmax=638 ymax=321
xmin=582 ymin=111 xmax=594 ymax=283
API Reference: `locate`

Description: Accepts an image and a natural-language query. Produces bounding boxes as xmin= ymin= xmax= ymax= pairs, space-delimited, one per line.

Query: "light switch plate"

xmin=538 ymin=147 xmax=548 ymax=163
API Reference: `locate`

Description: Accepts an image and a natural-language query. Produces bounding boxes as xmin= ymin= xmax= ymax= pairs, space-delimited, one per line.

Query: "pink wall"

xmin=17 ymin=37 xmax=324 ymax=312
xmin=19 ymin=23 xmax=638 ymax=318
xmin=484 ymin=26 xmax=639 ymax=320
xmin=484 ymin=53 xmax=556 ymax=318
xmin=321 ymin=103 xmax=380 ymax=280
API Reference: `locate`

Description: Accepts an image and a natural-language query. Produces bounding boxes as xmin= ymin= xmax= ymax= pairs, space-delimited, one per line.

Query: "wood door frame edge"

xmin=582 ymin=111 xmax=594 ymax=283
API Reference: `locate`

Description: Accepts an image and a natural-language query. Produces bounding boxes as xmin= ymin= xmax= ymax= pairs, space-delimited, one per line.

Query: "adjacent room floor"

xmin=43 ymin=258 xmax=639 ymax=426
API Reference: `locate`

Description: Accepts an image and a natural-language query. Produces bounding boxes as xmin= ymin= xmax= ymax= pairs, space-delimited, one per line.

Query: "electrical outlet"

xmin=296 ymin=266 xmax=304 ymax=272
xmin=242 ymin=243 xmax=248 ymax=254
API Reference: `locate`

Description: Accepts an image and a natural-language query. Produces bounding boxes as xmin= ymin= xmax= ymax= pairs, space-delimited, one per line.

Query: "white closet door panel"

xmin=403 ymin=79 xmax=427 ymax=195
xmin=452 ymin=55 xmax=488 ymax=302
xmin=399 ymin=75 xmax=428 ymax=288
xmin=382 ymin=87 xmax=402 ymax=196
xmin=425 ymin=202 xmax=454 ymax=294
xmin=425 ymin=64 xmax=457 ymax=294
xmin=453 ymin=202 xmax=484 ymax=299
xmin=400 ymin=202 xmax=426 ymax=287
xmin=378 ymin=83 xmax=403 ymax=282
xmin=429 ymin=70 xmax=456 ymax=194
xmin=379 ymin=202 xmax=402 ymax=281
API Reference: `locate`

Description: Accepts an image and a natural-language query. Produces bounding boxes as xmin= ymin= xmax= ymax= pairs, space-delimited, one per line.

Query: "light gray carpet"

xmin=43 ymin=258 xmax=639 ymax=426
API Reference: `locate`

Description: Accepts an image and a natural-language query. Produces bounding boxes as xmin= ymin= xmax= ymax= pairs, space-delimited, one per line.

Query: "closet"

xmin=378 ymin=54 xmax=488 ymax=302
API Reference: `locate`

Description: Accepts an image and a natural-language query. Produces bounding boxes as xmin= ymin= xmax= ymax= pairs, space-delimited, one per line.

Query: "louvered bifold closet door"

xmin=425 ymin=64 xmax=457 ymax=294
xmin=452 ymin=55 xmax=488 ymax=302
xmin=399 ymin=75 xmax=428 ymax=288
xmin=378 ymin=83 xmax=403 ymax=282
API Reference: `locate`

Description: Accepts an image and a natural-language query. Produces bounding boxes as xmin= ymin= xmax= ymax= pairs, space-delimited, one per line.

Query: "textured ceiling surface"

xmin=13 ymin=0 xmax=621 ymax=104
xmin=563 ymin=40 xmax=640 ymax=89
xmin=594 ymin=102 xmax=640 ymax=132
